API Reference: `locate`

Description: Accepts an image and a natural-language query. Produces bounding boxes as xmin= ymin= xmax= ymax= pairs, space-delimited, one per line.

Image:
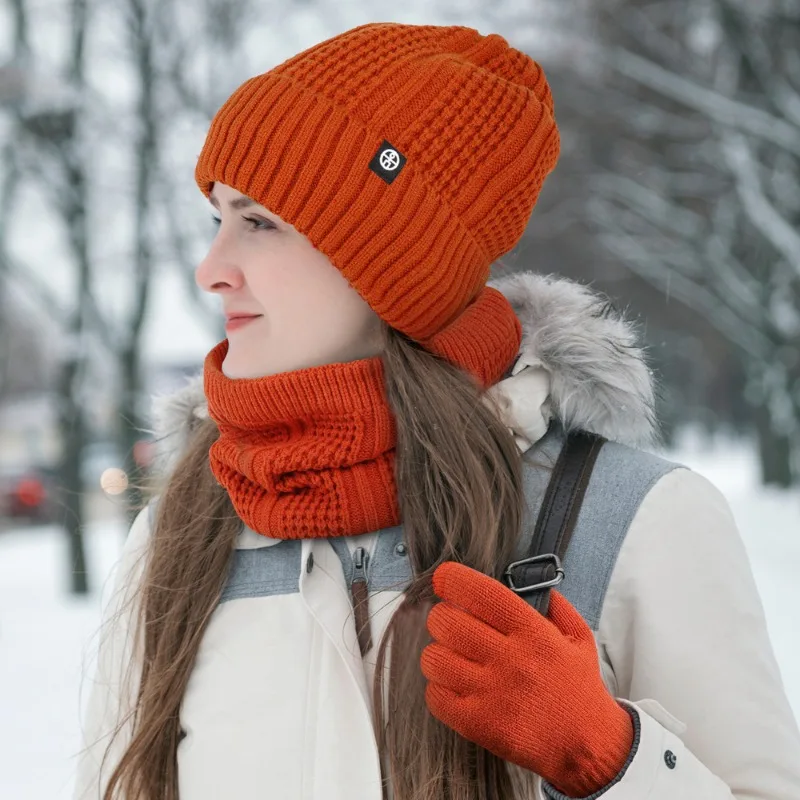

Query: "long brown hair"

xmin=99 ymin=322 xmax=537 ymax=799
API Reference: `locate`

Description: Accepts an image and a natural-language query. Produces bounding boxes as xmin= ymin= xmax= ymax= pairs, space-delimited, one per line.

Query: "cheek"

xmin=291 ymin=250 xmax=361 ymax=313
xmin=312 ymin=270 xmax=374 ymax=329
xmin=245 ymin=255 xmax=304 ymax=307
xmin=247 ymin=244 xmax=376 ymax=336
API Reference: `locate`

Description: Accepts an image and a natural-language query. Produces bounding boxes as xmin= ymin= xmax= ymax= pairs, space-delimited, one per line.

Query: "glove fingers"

xmin=420 ymin=641 xmax=484 ymax=694
xmin=425 ymin=680 xmax=470 ymax=731
xmin=546 ymin=590 xmax=593 ymax=642
xmin=427 ymin=600 xmax=504 ymax=663
xmin=432 ymin=561 xmax=536 ymax=635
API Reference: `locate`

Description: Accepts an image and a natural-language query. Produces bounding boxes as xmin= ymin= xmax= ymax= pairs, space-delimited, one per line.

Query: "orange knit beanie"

xmin=195 ymin=22 xmax=559 ymax=386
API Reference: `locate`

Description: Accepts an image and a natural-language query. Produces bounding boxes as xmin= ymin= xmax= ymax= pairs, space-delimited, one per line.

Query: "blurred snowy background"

xmin=0 ymin=1 xmax=798 ymax=797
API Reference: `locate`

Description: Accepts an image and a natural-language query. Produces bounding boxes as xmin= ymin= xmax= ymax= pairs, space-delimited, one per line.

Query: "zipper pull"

xmin=350 ymin=546 xmax=373 ymax=657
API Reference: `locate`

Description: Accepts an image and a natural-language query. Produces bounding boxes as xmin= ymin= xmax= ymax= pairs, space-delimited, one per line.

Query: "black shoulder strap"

xmin=503 ymin=430 xmax=606 ymax=616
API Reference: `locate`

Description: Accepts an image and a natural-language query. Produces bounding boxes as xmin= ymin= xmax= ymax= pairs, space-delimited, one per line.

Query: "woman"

xmin=74 ymin=21 xmax=800 ymax=800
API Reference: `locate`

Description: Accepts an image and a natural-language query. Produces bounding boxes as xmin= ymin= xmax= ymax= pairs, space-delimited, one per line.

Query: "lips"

xmin=224 ymin=314 xmax=262 ymax=332
xmin=225 ymin=313 xmax=262 ymax=322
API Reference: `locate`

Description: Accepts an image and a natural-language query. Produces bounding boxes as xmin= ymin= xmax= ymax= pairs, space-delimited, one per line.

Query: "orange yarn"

xmin=423 ymin=561 xmax=634 ymax=796
xmin=195 ymin=22 xmax=559 ymax=369
xmin=422 ymin=286 xmax=522 ymax=389
xmin=204 ymin=340 xmax=400 ymax=539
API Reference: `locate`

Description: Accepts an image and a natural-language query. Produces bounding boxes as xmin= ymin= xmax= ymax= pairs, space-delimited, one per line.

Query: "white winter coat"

xmin=74 ymin=272 xmax=800 ymax=800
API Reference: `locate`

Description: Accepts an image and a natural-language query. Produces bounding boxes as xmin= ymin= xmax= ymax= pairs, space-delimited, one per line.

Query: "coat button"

xmin=664 ymin=750 xmax=677 ymax=769
xmin=394 ymin=542 xmax=408 ymax=556
xmin=306 ymin=553 xmax=314 ymax=573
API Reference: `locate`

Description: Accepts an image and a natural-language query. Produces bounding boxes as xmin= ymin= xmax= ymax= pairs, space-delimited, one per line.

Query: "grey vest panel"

xmin=216 ymin=527 xmax=411 ymax=606
xmin=219 ymin=540 xmax=302 ymax=604
xmin=328 ymin=531 xmax=410 ymax=592
xmin=150 ymin=427 xmax=683 ymax=628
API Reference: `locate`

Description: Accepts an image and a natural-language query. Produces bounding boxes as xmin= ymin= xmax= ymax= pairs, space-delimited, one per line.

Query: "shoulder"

xmin=104 ymin=504 xmax=153 ymax=609
xmin=610 ymin=464 xmax=743 ymax=587
xmin=598 ymin=462 xmax=759 ymax=667
xmin=627 ymin=465 xmax=737 ymax=536
xmin=586 ymin=439 xmax=747 ymax=616
xmin=115 ymin=503 xmax=152 ymax=572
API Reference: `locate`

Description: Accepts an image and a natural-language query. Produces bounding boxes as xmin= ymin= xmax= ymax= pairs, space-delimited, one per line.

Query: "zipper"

xmin=350 ymin=546 xmax=373 ymax=657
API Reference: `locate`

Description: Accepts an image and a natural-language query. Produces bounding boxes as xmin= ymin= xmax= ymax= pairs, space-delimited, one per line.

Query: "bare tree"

xmin=0 ymin=0 xmax=96 ymax=591
xmin=540 ymin=0 xmax=800 ymax=486
xmin=0 ymin=0 xmax=266 ymax=593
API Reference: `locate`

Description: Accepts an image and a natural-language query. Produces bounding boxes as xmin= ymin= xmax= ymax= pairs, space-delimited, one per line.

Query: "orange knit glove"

xmin=421 ymin=561 xmax=634 ymax=797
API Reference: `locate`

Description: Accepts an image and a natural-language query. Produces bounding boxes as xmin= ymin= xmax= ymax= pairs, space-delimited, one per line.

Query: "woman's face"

xmin=195 ymin=182 xmax=383 ymax=379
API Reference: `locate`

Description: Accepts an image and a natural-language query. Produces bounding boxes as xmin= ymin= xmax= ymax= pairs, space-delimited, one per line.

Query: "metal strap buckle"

xmin=503 ymin=553 xmax=565 ymax=595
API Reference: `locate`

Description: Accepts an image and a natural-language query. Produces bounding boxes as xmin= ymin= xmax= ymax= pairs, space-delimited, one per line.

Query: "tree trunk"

xmin=119 ymin=345 xmax=145 ymax=532
xmin=754 ymin=404 xmax=794 ymax=488
xmin=57 ymin=354 xmax=89 ymax=594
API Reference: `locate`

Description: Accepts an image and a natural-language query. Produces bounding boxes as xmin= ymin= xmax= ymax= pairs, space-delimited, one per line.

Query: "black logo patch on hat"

xmin=368 ymin=140 xmax=407 ymax=184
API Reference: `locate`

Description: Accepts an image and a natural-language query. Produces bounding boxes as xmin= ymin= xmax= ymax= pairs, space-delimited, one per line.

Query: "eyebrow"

xmin=208 ymin=193 xmax=257 ymax=211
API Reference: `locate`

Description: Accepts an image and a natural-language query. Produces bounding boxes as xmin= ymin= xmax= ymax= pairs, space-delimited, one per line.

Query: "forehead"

xmin=210 ymin=182 xmax=245 ymax=200
xmin=209 ymin=183 xmax=260 ymax=210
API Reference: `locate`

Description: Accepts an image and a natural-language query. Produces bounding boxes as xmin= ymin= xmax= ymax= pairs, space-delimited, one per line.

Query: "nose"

xmin=195 ymin=237 xmax=245 ymax=294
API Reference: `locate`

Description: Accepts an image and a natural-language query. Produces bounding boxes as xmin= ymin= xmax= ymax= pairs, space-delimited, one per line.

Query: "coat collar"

xmin=485 ymin=271 xmax=657 ymax=453
xmin=148 ymin=271 xmax=657 ymax=472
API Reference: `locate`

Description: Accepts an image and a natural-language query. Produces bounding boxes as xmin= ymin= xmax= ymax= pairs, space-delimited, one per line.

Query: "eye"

xmin=209 ymin=214 xmax=275 ymax=232
xmin=242 ymin=215 xmax=276 ymax=232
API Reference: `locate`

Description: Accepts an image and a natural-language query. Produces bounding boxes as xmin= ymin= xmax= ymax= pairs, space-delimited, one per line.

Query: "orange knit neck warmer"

xmin=204 ymin=339 xmax=400 ymax=539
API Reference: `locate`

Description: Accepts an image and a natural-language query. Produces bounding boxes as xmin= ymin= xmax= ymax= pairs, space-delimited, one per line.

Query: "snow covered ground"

xmin=1 ymin=430 xmax=798 ymax=799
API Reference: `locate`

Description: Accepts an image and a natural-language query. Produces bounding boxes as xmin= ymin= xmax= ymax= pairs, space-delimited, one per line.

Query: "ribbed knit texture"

xmin=195 ymin=22 xmax=559 ymax=366
xmin=424 ymin=285 xmax=522 ymax=388
xmin=204 ymin=340 xmax=399 ymax=539
xmin=423 ymin=562 xmax=635 ymax=797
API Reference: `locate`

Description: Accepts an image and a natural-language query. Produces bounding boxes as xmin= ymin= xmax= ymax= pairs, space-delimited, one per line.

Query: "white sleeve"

xmin=72 ymin=505 xmax=152 ymax=800
xmin=587 ymin=467 xmax=800 ymax=799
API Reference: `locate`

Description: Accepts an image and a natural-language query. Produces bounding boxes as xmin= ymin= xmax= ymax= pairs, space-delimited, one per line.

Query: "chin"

xmin=223 ymin=349 xmax=279 ymax=380
xmin=222 ymin=355 xmax=256 ymax=380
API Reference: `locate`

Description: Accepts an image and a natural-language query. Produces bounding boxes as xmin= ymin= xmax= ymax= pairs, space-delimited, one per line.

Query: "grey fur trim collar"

xmin=487 ymin=271 xmax=657 ymax=449
xmin=147 ymin=271 xmax=657 ymax=472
